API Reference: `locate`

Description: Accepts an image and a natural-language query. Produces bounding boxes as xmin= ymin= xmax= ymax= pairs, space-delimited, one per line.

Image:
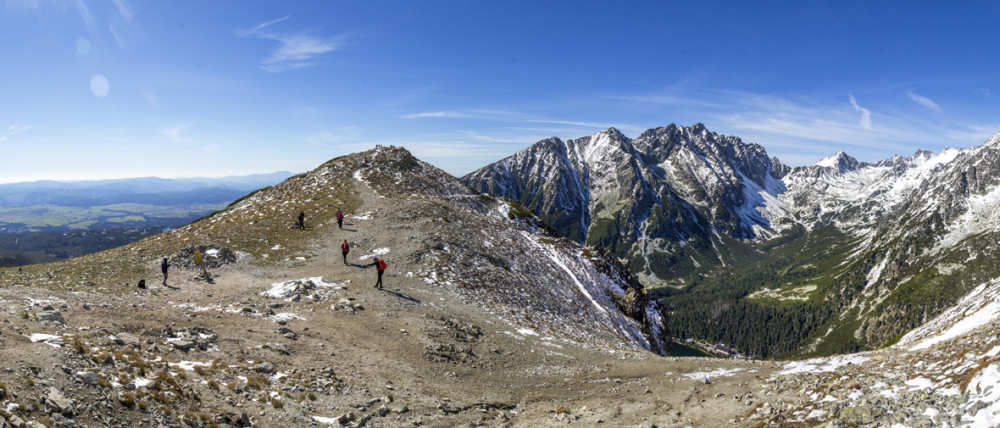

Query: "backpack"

xmin=342 ymin=242 xmax=349 ymax=252
xmin=377 ymin=259 xmax=387 ymax=271
xmin=337 ymin=211 xmax=343 ymax=220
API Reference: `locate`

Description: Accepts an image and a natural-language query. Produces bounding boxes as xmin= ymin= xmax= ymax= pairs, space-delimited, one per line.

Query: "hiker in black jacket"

xmin=341 ymin=240 xmax=350 ymax=264
xmin=161 ymin=258 xmax=170 ymax=285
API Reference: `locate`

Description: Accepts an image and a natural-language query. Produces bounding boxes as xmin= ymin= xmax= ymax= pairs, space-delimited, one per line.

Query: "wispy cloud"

xmin=238 ymin=16 xmax=343 ymax=73
xmin=611 ymin=87 xmax=1000 ymax=165
xmin=0 ymin=125 xmax=30 ymax=142
xmin=848 ymin=94 xmax=873 ymax=130
xmin=527 ymin=119 xmax=618 ymax=129
xmin=163 ymin=122 xmax=191 ymax=141
xmin=906 ymin=90 xmax=942 ymax=111
xmin=402 ymin=111 xmax=477 ymax=119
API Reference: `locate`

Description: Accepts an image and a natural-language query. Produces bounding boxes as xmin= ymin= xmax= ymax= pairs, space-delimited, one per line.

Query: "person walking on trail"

xmin=336 ymin=209 xmax=344 ymax=229
xmin=194 ymin=249 xmax=209 ymax=280
xmin=161 ymin=257 xmax=170 ymax=285
xmin=297 ymin=211 xmax=306 ymax=230
xmin=369 ymin=257 xmax=386 ymax=290
xmin=341 ymin=239 xmax=350 ymax=264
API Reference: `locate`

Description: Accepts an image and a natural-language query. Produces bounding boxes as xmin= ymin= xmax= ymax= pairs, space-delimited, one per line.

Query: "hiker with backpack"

xmin=161 ymin=257 xmax=170 ymax=285
xmin=336 ymin=209 xmax=344 ymax=229
xmin=369 ymin=257 xmax=386 ymax=290
xmin=297 ymin=211 xmax=306 ymax=230
xmin=341 ymin=239 xmax=350 ymax=264
xmin=194 ymin=249 xmax=210 ymax=281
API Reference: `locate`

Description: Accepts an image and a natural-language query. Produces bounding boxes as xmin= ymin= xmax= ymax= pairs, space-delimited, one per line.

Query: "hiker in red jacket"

xmin=369 ymin=257 xmax=386 ymax=290
xmin=341 ymin=239 xmax=350 ymax=264
xmin=336 ymin=209 xmax=344 ymax=229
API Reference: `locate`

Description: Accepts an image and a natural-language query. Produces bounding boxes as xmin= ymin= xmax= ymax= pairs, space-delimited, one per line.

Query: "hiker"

xmin=194 ymin=249 xmax=209 ymax=280
xmin=341 ymin=239 xmax=350 ymax=264
xmin=369 ymin=257 xmax=386 ymax=290
xmin=297 ymin=211 xmax=306 ymax=230
xmin=161 ymin=257 xmax=170 ymax=285
xmin=336 ymin=209 xmax=344 ymax=229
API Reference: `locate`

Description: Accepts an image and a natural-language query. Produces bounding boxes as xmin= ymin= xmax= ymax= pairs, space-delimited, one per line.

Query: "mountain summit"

xmin=465 ymin=124 xmax=785 ymax=287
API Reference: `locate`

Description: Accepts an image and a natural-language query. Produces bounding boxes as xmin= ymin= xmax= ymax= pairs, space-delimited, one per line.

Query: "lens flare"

xmin=76 ymin=38 xmax=91 ymax=55
xmin=90 ymin=74 xmax=110 ymax=98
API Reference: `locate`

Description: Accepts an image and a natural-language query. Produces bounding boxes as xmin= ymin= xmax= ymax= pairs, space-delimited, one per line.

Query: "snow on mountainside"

xmin=465 ymin=124 xmax=785 ymax=287
xmin=468 ymin=123 xmax=1000 ymax=358
xmin=773 ymin=146 xmax=965 ymax=233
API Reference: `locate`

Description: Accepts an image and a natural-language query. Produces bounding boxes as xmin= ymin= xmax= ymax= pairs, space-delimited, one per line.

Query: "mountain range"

xmin=2 ymin=144 xmax=1000 ymax=426
xmin=0 ymin=173 xmax=293 ymax=209
xmin=466 ymin=124 xmax=1000 ymax=358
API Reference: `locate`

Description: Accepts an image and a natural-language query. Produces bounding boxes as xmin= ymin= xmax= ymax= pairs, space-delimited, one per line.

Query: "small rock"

xmin=254 ymin=362 xmax=277 ymax=374
xmin=171 ymin=340 xmax=196 ymax=352
xmin=336 ymin=411 xmax=355 ymax=425
xmin=76 ymin=371 xmax=99 ymax=385
xmin=265 ymin=343 xmax=291 ymax=355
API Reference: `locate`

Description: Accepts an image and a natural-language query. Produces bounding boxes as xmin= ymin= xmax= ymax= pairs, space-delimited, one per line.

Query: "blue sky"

xmin=2 ymin=1 xmax=1000 ymax=183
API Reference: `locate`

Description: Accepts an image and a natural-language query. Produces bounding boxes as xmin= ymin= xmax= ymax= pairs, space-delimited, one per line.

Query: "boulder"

xmin=46 ymin=388 xmax=75 ymax=416
xmin=37 ymin=310 xmax=64 ymax=324
xmin=254 ymin=362 xmax=277 ymax=374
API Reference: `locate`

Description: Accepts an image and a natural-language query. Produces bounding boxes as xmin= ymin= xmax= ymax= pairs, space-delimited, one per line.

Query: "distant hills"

xmin=0 ymin=172 xmax=293 ymax=233
xmin=0 ymin=172 xmax=293 ymax=266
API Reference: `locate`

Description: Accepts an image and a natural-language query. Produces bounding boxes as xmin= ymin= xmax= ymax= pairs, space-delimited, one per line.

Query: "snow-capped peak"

xmin=813 ymin=151 xmax=858 ymax=172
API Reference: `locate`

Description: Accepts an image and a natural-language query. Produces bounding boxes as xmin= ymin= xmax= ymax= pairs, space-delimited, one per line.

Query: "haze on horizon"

xmin=2 ymin=0 xmax=999 ymax=184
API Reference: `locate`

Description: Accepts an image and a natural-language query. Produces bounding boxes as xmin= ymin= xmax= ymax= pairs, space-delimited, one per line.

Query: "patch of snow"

xmin=542 ymin=244 xmax=607 ymax=315
xmin=682 ymin=368 xmax=743 ymax=381
xmin=359 ymin=248 xmax=390 ymax=260
xmin=271 ymin=312 xmax=305 ymax=322
xmin=517 ymin=328 xmax=539 ymax=336
xmin=964 ymin=363 xmax=1000 ymax=427
xmin=905 ymin=377 xmax=934 ymax=390
xmin=29 ymin=333 xmax=63 ymax=347
xmin=169 ymin=361 xmax=211 ymax=371
xmin=901 ymin=279 xmax=1000 ymax=351
xmin=933 ymin=182 xmax=1000 ymax=254
xmin=865 ymin=257 xmax=888 ymax=292
xmin=778 ymin=353 xmax=870 ymax=375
